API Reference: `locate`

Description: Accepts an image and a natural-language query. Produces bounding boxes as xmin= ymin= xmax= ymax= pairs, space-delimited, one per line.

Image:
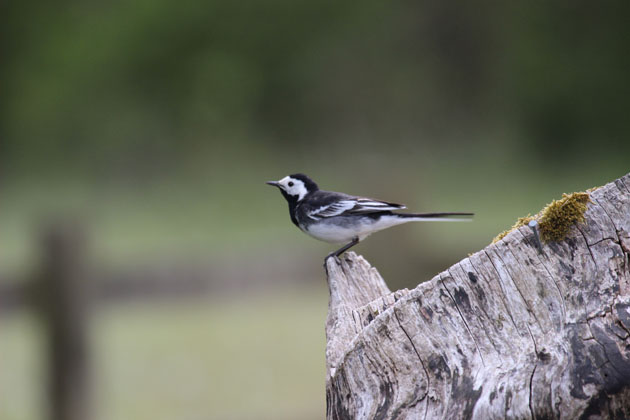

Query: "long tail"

xmin=396 ymin=212 xmax=474 ymax=222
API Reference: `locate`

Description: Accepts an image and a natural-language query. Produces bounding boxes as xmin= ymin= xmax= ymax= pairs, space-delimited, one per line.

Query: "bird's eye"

xmin=288 ymin=182 xmax=294 ymax=187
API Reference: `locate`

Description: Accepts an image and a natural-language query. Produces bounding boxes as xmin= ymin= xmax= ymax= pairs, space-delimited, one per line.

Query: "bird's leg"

xmin=325 ymin=237 xmax=360 ymax=262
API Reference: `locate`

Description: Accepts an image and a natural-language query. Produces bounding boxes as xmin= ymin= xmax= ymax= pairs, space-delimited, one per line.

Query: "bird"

xmin=266 ymin=173 xmax=473 ymax=260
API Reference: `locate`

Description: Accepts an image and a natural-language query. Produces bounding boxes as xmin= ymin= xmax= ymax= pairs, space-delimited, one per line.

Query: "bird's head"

xmin=266 ymin=173 xmax=319 ymax=202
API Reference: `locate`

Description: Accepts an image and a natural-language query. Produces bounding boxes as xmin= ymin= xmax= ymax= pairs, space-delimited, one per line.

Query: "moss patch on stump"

xmin=492 ymin=192 xmax=591 ymax=244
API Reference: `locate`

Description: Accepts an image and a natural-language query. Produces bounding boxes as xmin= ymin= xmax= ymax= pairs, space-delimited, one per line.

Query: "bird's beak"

xmin=266 ymin=181 xmax=280 ymax=187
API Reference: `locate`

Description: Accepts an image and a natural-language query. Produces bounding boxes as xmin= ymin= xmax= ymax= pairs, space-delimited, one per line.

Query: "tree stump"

xmin=324 ymin=172 xmax=630 ymax=419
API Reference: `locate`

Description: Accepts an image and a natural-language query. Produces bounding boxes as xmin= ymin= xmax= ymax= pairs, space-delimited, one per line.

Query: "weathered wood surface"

xmin=324 ymin=172 xmax=630 ymax=420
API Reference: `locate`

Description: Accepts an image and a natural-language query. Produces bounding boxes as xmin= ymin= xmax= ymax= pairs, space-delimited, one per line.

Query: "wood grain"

xmin=324 ymin=172 xmax=630 ymax=419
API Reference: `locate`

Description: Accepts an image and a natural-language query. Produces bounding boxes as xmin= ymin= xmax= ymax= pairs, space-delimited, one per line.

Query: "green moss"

xmin=538 ymin=192 xmax=591 ymax=242
xmin=492 ymin=214 xmax=534 ymax=244
xmin=492 ymin=191 xmax=591 ymax=244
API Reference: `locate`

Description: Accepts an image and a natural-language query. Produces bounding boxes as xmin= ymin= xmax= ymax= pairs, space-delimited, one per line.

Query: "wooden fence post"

xmin=36 ymin=223 xmax=92 ymax=420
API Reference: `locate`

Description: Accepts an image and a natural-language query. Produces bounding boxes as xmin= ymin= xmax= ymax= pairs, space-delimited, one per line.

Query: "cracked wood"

xmin=324 ymin=172 xmax=630 ymax=419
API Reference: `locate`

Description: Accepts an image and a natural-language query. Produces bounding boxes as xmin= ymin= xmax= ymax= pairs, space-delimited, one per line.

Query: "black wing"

xmin=304 ymin=191 xmax=405 ymax=220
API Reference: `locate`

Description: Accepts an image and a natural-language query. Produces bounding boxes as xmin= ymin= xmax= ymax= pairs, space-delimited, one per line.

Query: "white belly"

xmin=302 ymin=216 xmax=412 ymax=244
xmin=304 ymin=222 xmax=361 ymax=243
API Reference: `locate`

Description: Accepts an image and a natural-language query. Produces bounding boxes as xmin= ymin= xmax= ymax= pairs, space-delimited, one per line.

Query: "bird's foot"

xmin=323 ymin=252 xmax=341 ymax=267
xmin=324 ymin=237 xmax=359 ymax=268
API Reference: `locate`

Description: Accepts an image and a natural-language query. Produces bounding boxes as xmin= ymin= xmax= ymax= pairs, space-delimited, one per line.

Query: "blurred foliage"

xmin=2 ymin=0 xmax=629 ymax=181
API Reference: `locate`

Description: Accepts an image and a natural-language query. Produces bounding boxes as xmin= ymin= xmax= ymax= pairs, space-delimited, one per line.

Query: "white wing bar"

xmin=307 ymin=199 xmax=405 ymax=219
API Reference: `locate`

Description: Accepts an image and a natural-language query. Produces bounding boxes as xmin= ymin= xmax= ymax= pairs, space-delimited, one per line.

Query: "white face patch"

xmin=278 ymin=176 xmax=308 ymax=201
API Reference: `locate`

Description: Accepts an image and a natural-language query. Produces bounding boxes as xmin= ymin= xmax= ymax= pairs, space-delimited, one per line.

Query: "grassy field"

xmin=1 ymin=288 xmax=328 ymax=420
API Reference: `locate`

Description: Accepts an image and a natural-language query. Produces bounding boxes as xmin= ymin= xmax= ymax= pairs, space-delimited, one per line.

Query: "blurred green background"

xmin=1 ymin=1 xmax=629 ymax=419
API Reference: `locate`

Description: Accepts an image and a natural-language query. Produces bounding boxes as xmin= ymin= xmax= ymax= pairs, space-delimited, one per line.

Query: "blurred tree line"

xmin=1 ymin=0 xmax=629 ymax=185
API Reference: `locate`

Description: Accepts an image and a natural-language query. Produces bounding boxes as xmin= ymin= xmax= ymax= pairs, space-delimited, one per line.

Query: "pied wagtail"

xmin=266 ymin=173 xmax=473 ymax=260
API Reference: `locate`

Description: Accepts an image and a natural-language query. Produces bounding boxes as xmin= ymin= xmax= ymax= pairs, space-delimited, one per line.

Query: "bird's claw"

xmin=323 ymin=253 xmax=341 ymax=267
